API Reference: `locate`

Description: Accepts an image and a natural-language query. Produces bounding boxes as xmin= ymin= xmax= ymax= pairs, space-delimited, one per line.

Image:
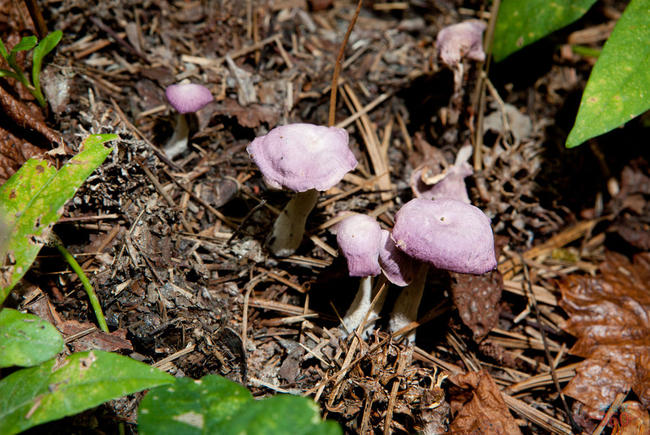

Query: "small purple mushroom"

xmin=164 ymin=83 xmax=213 ymax=159
xmin=436 ymin=20 xmax=486 ymax=90
xmin=389 ymin=198 xmax=496 ymax=341
xmin=247 ymin=123 xmax=357 ymax=256
xmin=411 ymin=144 xmax=473 ymax=203
xmin=336 ymin=214 xmax=384 ymax=334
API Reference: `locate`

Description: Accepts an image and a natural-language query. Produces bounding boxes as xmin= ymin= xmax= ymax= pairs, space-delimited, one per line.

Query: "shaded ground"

xmin=1 ymin=0 xmax=649 ymax=433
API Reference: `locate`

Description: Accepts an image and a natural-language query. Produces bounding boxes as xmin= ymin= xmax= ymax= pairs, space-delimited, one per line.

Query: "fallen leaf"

xmin=0 ymin=84 xmax=62 ymax=146
xmin=613 ymin=401 xmax=650 ymax=435
xmin=608 ymin=159 xmax=650 ymax=250
xmin=60 ymin=319 xmax=133 ymax=353
xmin=559 ymin=252 xmax=650 ymax=418
xmin=451 ymin=270 xmax=503 ymax=340
xmin=448 ymin=370 xmax=522 ymax=434
xmin=0 ymin=126 xmax=47 ymax=184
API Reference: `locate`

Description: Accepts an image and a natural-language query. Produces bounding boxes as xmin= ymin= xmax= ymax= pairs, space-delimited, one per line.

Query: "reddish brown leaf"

xmin=559 ymin=252 xmax=650 ymax=418
xmin=448 ymin=370 xmax=522 ymax=434
xmin=0 ymin=125 xmax=47 ymax=184
xmin=452 ymin=270 xmax=503 ymax=340
xmin=0 ymin=84 xmax=62 ymax=146
xmin=60 ymin=319 xmax=133 ymax=353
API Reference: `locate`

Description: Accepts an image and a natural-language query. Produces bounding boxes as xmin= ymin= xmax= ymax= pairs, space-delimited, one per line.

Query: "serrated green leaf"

xmin=0 ymin=350 xmax=174 ymax=435
xmin=493 ymin=0 xmax=597 ymax=62
xmin=138 ymin=375 xmax=341 ymax=435
xmin=0 ymin=308 xmax=63 ymax=368
xmin=0 ymin=134 xmax=118 ymax=305
xmin=9 ymin=36 xmax=37 ymax=55
xmin=32 ymin=30 xmax=62 ymax=102
xmin=566 ymin=0 xmax=650 ymax=147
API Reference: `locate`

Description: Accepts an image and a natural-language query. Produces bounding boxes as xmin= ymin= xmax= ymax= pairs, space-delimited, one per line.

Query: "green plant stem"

xmin=571 ymin=44 xmax=601 ymax=58
xmin=55 ymin=243 xmax=109 ymax=332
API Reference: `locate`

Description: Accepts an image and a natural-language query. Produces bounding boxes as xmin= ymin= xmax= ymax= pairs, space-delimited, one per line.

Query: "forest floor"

xmin=1 ymin=0 xmax=649 ymax=433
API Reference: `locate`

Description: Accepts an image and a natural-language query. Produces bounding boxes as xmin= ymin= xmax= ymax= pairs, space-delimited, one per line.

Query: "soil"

xmin=1 ymin=0 xmax=649 ymax=433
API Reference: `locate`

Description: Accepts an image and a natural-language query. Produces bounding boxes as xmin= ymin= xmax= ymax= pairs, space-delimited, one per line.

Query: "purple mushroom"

xmin=388 ymin=198 xmax=496 ymax=341
xmin=336 ymin=214 xmax=384 ymax=334
xmin=247 ymin=123 xmax=357 ymax=256
xmin=164 ymin=83 xmax=213 ymax=159
xmin=410 ymin=144 xmax=473 ymax=203
xmin=436 ymin=20 xmax=486 ymax=90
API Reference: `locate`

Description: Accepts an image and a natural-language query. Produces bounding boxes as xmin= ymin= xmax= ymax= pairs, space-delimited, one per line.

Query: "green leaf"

xmin=0 ymin=69 xmax=20 ymax=80
xmin=0 ymin=134 xmax=118 ymax=305
xmin=566 ymin=0 xmax=650 ymax=147
xmin=0 ymin=39 xmax=9 ymax=59
xmin=32 ymin=30 xmax=62 ymax=106
xmin=0 ymin=308 xmax=63 ymax=368
xmin=0 ymin=350 xmax=174 ymax=435
xmin=9 ymin=36 xmax=38 ymax=55
xmin=138 ymin=375 xmax=341 ymax=435
xmin=493 ymin=0 xmax=598 ymax=62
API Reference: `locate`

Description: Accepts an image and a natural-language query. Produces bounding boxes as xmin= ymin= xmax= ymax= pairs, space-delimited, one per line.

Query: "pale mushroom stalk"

xmin=341 ymin=276 xmax=385 ymax=335
xmin=268 ymin=189 xmax=318 ymax=257
xmin=389 ymin=262 xmax=428 ymax=341
xmin=164 ymin=112 xmax=190 ymax=160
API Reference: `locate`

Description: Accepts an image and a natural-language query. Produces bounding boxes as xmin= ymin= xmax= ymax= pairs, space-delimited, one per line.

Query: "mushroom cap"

xmin=436 ymin=20 xmax=487 ymax=67
xmin=411 ymin=162 xmax=472 ymax=203
xmin=165 ymin=83 xmax=213 ymax=114
xmin=247 ymin=123 xmax=357 ymax=192
xmin=378 ymin=230 xmax=417 ymax=287
xmin=392 ymin=198 xmax=496 ymax=274
xmin=336 ymin=214 xmax=382 ymax=277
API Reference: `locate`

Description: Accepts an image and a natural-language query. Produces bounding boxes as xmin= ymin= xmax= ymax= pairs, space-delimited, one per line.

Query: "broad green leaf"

xmin=0 ymin=350 xmax=174 ymax=435
xmin=493 ymin=0 xmax=597 ymax=62
xmin=0 ymin=134 xmax=118 ymax=305
xmin=9 ymin=36 xmax=37 ymax=55
xmin=32 ymin=30 xmax=62 ymax=100
xmin=566 ymin=0 xmax=650 ymax=147
xmin=139 ymin=375 xmax=341 ymax=435
xmin=0 ymin=308 xmax=63 ymax=368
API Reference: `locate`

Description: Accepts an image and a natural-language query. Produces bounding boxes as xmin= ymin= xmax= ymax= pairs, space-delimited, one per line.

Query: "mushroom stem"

xmin=268 ymin=189 xmax=319 ymax=257
xmin=341 ymin=276 xmax=387 ymax=337
xmin=164 ymin=113 xmax=189 ymax=159
xmin=389 ymin=263 xmax=428 ymax=342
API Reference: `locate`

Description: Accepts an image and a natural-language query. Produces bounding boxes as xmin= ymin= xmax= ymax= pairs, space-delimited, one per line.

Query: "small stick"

xmin=22 ymin=0 xmax=47 ymax=39
xmin=328 ymin=0 xmax=363 ymax=126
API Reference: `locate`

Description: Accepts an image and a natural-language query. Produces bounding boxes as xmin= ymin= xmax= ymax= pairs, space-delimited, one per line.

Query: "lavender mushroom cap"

xmin=247 ymin=123 xmax=357 ymax=192
xmin=165 ymin=83 xmax=213 ymax=114
xmin=337 ymin=214 xmax=382 ymax=277
xmin=392 ymin=198 xmax=496 ymax=274
xmin=378 ymin=230 xmax=417 ymax=287
xmin=436 ymin=20 xmax=487 ymax=67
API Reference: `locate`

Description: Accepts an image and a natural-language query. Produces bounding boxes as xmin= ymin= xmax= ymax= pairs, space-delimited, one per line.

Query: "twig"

xmin=520 ymin=255 xmax=580 ymax=433
xmin=328 ymin=0 xmax=363 ymax=126
xmin=22 ymin=0 xmax=47 ymax=39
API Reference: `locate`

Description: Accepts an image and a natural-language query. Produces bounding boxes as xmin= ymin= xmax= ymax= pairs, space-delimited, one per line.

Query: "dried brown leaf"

xmin=613 ymin=401 xmax=650 ymax=434
xmin=61 ymin=319 xmax=133 ymax=353
xmin=608 ymin=160 xmax=650 ymax=250
xmin=448 ymin=370 xmax=522 ymax=435
xmin=0 ymin=125 xmax=47 ymax=184
xmin=452 ymin=270 xmax=503 ymax=340
xmin=0 ymin=84 xmax=62 ymax=146
xmin=559 ymin=252 xmax=650 ymax=418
